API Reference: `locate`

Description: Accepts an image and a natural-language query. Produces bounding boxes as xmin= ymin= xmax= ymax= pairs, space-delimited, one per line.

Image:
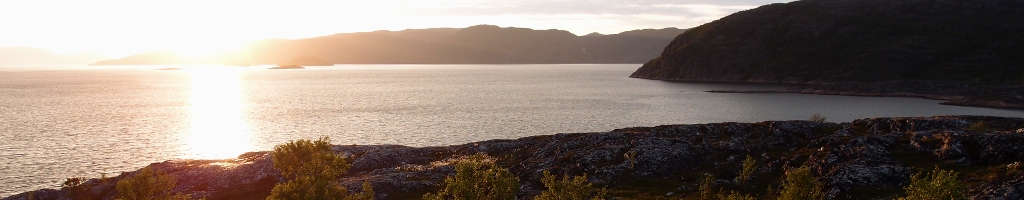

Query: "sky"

xmin=0 ymin=0 xmax=793 ymax=57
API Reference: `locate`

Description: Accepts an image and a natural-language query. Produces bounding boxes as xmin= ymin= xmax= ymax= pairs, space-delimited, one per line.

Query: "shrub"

xmin=809 ymin=113 xmax=827 ymax=123
xmin=268 ymin=137 xmax=374 ymax=200
xmin=62 ymin=177 xmax=91 ymax=200
xmin=698 ymin=173 xmax=756 ymax=200
xmin=898 ymin=166 xmax=967 ymax=200
xmin=699 ymin=174 xmax=715 ymax=200
xmin=271 ymin=137 xmax=348 ymax=179
xmin=423 ymin=154 xmax=519 ymax=200
xmin=116 ymin=166 xmax=190 ymax=200
xmin=720 ymin=190 xmax=756 ymax=200
xmin=736 ymin=155 xmax=757 ymax=185
xmin=967 ymin=121 xmax=988 ymax=132
xmin=535 ymin=171 xmax=607 ymax=200
xmin=777 ymin=166 xmax=823 ymax=200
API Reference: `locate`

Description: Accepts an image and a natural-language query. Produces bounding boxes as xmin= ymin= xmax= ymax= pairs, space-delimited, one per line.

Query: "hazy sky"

xmin=0 ymin=0 xmax=792 ymax=57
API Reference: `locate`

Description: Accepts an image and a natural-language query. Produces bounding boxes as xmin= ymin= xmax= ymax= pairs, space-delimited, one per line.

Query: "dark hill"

xmin=244 ymin=25 xmax=685 ymax=65
xmin=631 ymin=0 xmax=1024 ymax=83
xmin=91 ymin=25 xmax=685 ymax=66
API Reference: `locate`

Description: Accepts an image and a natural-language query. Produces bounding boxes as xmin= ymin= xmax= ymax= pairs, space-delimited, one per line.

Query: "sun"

xmin=183 ymin=67 xmax=255 ymax=159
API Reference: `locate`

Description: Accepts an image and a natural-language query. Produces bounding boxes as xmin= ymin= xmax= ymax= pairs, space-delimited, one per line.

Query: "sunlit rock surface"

xmin=6 ymin=116 xmax=1024 ymax=200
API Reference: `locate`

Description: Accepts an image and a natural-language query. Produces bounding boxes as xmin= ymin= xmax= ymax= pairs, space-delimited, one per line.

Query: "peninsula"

xmin=630 ymin=0 xmax=1024 ymax=109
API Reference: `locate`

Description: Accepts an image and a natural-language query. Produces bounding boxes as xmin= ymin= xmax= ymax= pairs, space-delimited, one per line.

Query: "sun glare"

xmin=184 ymin=67 xmax=254 ymax=159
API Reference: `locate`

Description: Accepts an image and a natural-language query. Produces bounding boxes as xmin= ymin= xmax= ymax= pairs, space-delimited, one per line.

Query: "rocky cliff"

xmin=631 ymin=0 xmax=1024 ymax=83
xmin=6 ymin=116 xmax=1024 ymax=200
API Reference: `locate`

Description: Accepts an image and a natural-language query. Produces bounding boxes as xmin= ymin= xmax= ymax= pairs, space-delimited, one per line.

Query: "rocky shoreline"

xmin=5 ymin=115 xmax=1024 ymax=200
xmin=706 ymin=81 xmax=1024 ymax=110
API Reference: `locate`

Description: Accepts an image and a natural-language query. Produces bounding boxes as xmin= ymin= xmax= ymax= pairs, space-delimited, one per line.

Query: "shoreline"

xmin=682 ymin=80 xmax=1024 ymax=110
xmin=5 ymin=115 xmax=1024 ymax=199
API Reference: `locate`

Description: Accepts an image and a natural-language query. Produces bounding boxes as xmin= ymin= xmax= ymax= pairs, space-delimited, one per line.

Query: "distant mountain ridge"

xmin=0 ymin=47 xmax=109 ymax=65
xmin=631 ymin=0 xmax=1024 ymax=83
xmin=90 ymin=25 xmax=685 ymax=66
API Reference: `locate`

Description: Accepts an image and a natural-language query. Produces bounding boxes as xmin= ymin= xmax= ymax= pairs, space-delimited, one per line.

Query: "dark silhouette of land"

xmin=89 ymin=25 xmax=685 ymax=66
xmin=632 ymin=0 xmax=1024 ymax=83
xmin=0 ymin=47 xmax=109 ymax=65
xmin=631 ymin=0 xmax=1024 ymax=109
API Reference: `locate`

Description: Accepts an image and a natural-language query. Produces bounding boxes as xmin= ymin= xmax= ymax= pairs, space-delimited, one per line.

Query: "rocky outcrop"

xmin=6 ymin=116 xmax=1024 ymax=200
xmin=631 ymin=0 xmax=1024 ymax=83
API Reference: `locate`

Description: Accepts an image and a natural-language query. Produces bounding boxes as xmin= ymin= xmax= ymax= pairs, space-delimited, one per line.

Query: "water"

xmin=2 ymin=64 xmax=1022 ymax=196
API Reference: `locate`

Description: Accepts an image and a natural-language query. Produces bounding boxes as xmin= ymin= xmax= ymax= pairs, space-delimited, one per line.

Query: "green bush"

xmin=271 ymin=137 xmax=348 ymax=179
xmin=898 ymin=166 xmax=967 ymax=200
xmin=777 ymin=166 xmax=823 ymax=200
xmin=115 ymin=166 xmax=190 ymax=200
xmin=267 ymin=137 xmax=374 ymax=200
xmin=699 ymin=173 xmax=756 ymax=200
xmin=699 ymin=174 xmax=715 ymax=200
xmin=719 ymin=190 xmax=756 ymax=200
xmin=736 ymin=155 xmax=757 ymax=185
xmin=810 ymin=113 xmax=827 ymax=123
xmin=423 ymin=154 xmax=519 ymax=200
xmin=535 ymin=171 xmax=607 ymax=200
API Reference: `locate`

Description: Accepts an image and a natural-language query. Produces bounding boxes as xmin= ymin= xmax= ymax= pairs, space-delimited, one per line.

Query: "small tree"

xmin=63 ymin=177 xmax=91 ymax=200
xmin=777 ymin=166 xmax=823 ymax=200
xmin=810 ymin=113 xmax=827 ymax=123
xmin=699 ymin=174 xmax=715 ymax=200
xmin=736 ymin=155 xmax=757 ymax=185
xmin=720 ymin=190 xmax=756 ymax=200
xmin=268 ymin=137 xmax=372 ymax=200
xmin=423 ymin=154 xmax=519 ymax=200
xmin=116 ymin=167 xmax=190 ymax=200
xmin=898 ymin=166 xmax=967 ymax=200
xmin=535 ymin=171 xmax=607 ymax=200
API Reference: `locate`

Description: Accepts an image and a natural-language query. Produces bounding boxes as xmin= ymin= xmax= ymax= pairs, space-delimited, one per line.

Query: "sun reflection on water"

xmin=185 ymin=67 xmax=254 ymax=159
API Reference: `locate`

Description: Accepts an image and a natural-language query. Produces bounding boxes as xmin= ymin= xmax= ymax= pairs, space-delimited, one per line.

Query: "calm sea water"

xmin=2 ymin=64 xmax=1023 ymax=196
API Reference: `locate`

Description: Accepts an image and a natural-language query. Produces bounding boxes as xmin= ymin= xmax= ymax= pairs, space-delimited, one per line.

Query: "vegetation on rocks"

xmin=777 ymin=166 xmax=823 ymax=200
xmin=115 ymin=167 xmax=190 ymax=200
xmin=7 ymin=116 xmax=1024 ymax=200
xmin=535 ymin=171 xmax=607 ymax=200
xmin=422 ymin=154 xmax=519 ymax=200
xmin=898 ymin=167 xmax=967 ymax=200
xmin=267 ymin=137 xmax=373 ymax=200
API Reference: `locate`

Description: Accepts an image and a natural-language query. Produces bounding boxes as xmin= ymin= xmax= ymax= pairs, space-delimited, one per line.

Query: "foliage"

xmin=63 ymin=177 xmax=92 ymax=200
xmin=348 ymin=181 xmax=376 ymax=200
xmin=699 ymin=174 xmax=715 ymax=200
xmin=736 ymin=155 xmax=757 ymax=185
xmin=116 ymin=166 xmax=190 ymax=200
xmin=898 ymin=166 xmax=967 ymax=200
xmin=809 ymin=113 xmax=827 ymax=123
xmin=719 ymin=190 xmax=756 ymax=200
xmin=267 ymin=176 xmax=349 ymax=200
xmin=967 ymin=121 xmax=988 ymax=132
xmin=697 ymin=173 xmax=756 ymax=200
xmin=777 ymin=166 xmax=823 ymax=200
xmin=422 ymin=154 xmax=519 ymax=200
xmin=535 ymin=171 xmax=607 ymax=200
xmin=271 ymin=137 xmax=349 ymax=179
xmin=268 ymin=137 xmax=373 ymax=200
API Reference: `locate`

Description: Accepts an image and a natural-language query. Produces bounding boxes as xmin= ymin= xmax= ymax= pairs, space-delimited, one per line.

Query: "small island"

xmin=268 ymin=65 xmax=305 ymax=69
